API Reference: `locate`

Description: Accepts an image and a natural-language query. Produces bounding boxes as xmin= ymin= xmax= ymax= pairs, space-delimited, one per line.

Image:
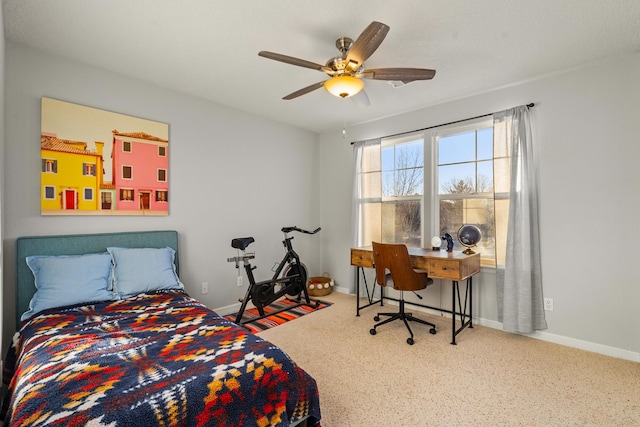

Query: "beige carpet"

xmin=258 ymin=292 xmax=640 ymax=427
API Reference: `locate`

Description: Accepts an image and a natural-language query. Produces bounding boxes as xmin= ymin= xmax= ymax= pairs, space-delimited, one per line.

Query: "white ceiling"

xmin=4 ymin=0 xmax=640 ymax=134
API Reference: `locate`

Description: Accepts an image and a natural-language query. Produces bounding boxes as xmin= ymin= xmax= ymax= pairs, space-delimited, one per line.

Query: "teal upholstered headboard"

xmin=15 ymin=230 xmax=179 ymax=326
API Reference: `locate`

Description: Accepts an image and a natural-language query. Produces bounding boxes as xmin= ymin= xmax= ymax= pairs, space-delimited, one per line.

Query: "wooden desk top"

xmin=351 ymin=246 xmax=480 ymax=281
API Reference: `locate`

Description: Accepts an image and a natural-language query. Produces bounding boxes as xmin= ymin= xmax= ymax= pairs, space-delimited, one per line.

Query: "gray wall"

xmin=318 ymin=54 xmax=640 ymax=361
xmin=4 ymin=39 xmax=639 ymax=362
xmin=0 ymin=6 xmax=5 ymax=347
xmin=2 ymin=42 xmax=322 ymax=352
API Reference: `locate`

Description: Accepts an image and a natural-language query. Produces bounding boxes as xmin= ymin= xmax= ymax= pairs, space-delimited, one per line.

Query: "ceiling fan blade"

xmin=350 ymin=89 xmax=370 ymax=108
xmin=362 ymin=68 xmax=436 ymax=81
xmin=345 ymin=21 xmax=390 ymax=72
xmin=282 ymin=81 xmax=326 ymax=100
xmin=259 ymin=51 xmax=332 ymax=73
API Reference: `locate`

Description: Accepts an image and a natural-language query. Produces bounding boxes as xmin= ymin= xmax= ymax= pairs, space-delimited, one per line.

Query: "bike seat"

xmin=231 ymin=237 xmax=255 ymax=250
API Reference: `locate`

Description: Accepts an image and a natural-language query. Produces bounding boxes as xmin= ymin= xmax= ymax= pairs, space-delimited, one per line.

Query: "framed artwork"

xmin=40 ymin=97 xmax=170 ymax=216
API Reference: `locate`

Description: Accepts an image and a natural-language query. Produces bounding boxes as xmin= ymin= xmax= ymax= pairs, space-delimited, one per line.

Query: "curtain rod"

xmin=349 ymin=103 xmax=535 ymax=145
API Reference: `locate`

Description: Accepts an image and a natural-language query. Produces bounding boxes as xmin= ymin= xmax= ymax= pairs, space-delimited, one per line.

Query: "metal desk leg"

xmin=356 ymin=266 xmax=361 ymax=316
xmin=355 ymin=266 xmax=383 ymax=316
xmin=450 ymin=277 xmax=473 ymax=345
xmin=469 ymin=276 xmax=473 ymax=329
xmin=451 ymin=280 xmax=458 ymax=345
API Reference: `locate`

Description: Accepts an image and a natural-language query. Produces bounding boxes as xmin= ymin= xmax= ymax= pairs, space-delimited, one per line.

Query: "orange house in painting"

xmin=111 ymin=130 xmax=169 ymax=213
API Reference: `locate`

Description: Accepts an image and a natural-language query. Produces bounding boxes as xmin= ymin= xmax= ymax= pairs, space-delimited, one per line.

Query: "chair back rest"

xmin=371 ymin=242 xmax=428 ymax=292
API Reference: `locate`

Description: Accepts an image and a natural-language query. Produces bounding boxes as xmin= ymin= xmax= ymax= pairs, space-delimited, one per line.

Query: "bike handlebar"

xmin=281 ymin=226 xmax=321 ymax=235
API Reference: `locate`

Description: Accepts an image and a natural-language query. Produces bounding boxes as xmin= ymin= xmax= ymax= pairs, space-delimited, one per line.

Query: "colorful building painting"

xmin=41 ymin=97 xmax=169 ymax=216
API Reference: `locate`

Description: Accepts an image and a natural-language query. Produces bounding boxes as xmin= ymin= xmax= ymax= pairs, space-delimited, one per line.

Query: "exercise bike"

xmin=227 ymin=226 xmax=321 ymax=326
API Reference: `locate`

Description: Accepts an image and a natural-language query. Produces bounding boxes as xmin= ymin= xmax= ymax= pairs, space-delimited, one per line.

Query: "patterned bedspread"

xmin=2 ymin=290 xmax=321 ymax=426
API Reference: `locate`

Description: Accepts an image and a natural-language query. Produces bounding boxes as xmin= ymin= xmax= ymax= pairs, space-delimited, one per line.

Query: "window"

xmin=84 ymin=188 xmax=94 ymax=200
xmin=120 ymin=189 xmax=134 ymax=201
xmin=156 ymin=190 xmax=168 ymax=202
xmin=83 ymin=163 xmax=96 ymax=176
xmin=436 ymin=122 xmax=499 ymax=266
xmin=356 ymin=118 xmax=502 ymax=267
xmin=158 ymin=146 xmax=166 ymax=157
xmin=355 ymin=135 xmax=424 ymax=248
xmin=42 ymin=159 xmax=57 ymax=173
xmin=123 ymin=141 xmax=131 ymax=152
xmin=122 ymin=165 xmax=133 ymax=179
xmin=380 ymin=136 xmax=424 ymax=246
xmin=157 ymin=169 xmax=167 ymax=182
xmin=44 ymin=186 xmax=55 ymax=200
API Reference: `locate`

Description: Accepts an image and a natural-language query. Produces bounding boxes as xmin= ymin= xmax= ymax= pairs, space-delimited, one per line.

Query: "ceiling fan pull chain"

xmin=342 ymin=101 xmax=348 ymax=138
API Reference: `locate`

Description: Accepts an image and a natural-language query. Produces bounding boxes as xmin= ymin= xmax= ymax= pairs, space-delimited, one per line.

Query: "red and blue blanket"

xmin=2 ymin=290 xmax=321 ymax=426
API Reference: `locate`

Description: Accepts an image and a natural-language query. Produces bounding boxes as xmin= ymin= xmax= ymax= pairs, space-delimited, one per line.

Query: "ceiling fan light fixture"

xmin=324 ymin=75 xmax=364 ymax=98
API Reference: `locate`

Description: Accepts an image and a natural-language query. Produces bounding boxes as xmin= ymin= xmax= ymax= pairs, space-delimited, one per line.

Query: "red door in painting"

xmin=140 ymin=191 xmax=150 ymax=210
xmin=64 ymin=189 xmax=76 ymax=209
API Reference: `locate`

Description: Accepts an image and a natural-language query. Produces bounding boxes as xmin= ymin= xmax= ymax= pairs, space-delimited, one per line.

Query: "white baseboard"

xmin=475 ymin=318 xmax=640 ymax=363
xmin=343 ymin=289 xmax=640 ymax=363
xmin=334 ymin=285 xmax=351 ymax=294
xmin=215 ymin=302 xmax=242 ymax=317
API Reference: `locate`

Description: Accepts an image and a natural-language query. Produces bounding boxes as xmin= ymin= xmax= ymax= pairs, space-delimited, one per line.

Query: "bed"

xmin=2 ymin=230 xmax=321 ymax=427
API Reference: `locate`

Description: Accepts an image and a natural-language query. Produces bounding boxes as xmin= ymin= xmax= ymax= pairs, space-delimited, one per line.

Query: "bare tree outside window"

xmin=381 ymin=141 xmax=423 ymax=246
xmin=436 ymin=126 xmax=498 ymax=263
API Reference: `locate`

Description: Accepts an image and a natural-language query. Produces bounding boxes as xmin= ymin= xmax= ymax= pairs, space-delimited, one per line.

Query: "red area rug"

xmin=224 ymin=298 xmax=332 ymax=334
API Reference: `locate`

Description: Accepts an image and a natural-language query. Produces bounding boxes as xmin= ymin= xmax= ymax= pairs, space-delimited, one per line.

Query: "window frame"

xmin=42 ymin=158 xmax=57 ymax=173
xmin=122 ymin=165 xmax=133 ymax=180
xmin=119 ymin=188 xmax=134 ymax=201
xmin=83 ymin=187 xmax=94 ymax=201
xmin=83 ymin=162 xmax=96 ymax=176
xmin=43 ymin=185 xmax=56 ymax=200
xmin=379 ymin=133 xmax=426 ymax=247
xmin=356 ymin=117 xmax=502 ymax=268
xmin=431 ymin=117 xmax=498 ymax=267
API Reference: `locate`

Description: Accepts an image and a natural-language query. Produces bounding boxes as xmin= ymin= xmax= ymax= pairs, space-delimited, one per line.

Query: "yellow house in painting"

xmin=40 ymin=133 xmax=104 ymax=212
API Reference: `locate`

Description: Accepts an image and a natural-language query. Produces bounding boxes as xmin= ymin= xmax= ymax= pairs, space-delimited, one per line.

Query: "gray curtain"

xmin=494 ymin=106 xmax=547 ymax=333
xmin=350 ymin=138 xmax=381 ymax=294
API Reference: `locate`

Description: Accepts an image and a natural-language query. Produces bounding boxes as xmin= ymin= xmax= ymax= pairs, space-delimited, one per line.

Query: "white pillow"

xmin=107 ymin=247 xmax=184 ymax=298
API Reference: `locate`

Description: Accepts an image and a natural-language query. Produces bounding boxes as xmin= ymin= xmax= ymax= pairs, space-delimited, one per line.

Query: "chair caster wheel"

xmin=370 ymin=329 xmax=377 ymax=335
xmin=407 ymin=338 xmax=414 ymax=345
xmin=374 ymin=316 xmax=380 ymax=321
xmin=430 ymin=328 xmax=436 ymax=335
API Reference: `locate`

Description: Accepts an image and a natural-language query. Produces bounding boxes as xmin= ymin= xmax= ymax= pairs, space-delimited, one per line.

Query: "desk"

xmin=351 ymin=246 xmax=481 ymax=345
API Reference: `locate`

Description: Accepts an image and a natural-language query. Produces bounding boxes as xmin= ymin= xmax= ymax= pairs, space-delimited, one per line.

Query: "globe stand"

xmin=461 ymin=246 xmax=476 ymax=255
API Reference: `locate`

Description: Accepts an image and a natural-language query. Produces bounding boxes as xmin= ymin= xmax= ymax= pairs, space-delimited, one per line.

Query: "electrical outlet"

xmin=237 ymin=276 xmax=243 ymax=287
xmin=544 ymin=297 xmax=554 ymax=311
xmin=201 ymin=282 xmax=208 ymax=294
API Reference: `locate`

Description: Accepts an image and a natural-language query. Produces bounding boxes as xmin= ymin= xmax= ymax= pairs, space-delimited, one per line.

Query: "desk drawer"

xmin=351 ymin=249 xmax=374 ymax=268
xmin=428 ymin=259 xmax=461 ymax=280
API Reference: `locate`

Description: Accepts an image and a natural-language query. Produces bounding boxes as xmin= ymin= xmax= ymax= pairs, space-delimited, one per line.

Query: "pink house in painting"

xmin=111 ymin=130 xmax=169 ymax=213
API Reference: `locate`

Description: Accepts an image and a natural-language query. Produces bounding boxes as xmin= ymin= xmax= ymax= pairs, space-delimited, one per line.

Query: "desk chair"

xmin=369 ymin=242 xmax=436 ymax=345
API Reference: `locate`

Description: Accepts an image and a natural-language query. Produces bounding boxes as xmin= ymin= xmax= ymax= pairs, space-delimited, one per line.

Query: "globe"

xmin=457 ymin=225 xmax=482 ymax=255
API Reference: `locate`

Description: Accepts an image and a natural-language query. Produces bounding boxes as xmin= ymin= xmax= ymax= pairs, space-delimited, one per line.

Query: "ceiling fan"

xmin=258 ymin=21 xmax=436 ymax=106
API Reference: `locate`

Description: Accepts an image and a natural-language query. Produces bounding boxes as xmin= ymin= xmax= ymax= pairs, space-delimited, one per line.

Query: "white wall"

xmin=4 ymin=41 xmax=639 ymax=361
xmin=318 ymin=54 xmax=640 ymax=361
xmin=0 ymin=6 xmax=5 ymax=360
xmin=2 ymin=42 xmax=322 ymax=352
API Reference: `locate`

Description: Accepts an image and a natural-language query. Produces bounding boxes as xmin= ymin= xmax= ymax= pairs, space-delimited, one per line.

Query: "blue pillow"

xmin=23 ymin=252 xmax=116 ymax=321
xmin=107 ymin=247 xmax=183 ymax=298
